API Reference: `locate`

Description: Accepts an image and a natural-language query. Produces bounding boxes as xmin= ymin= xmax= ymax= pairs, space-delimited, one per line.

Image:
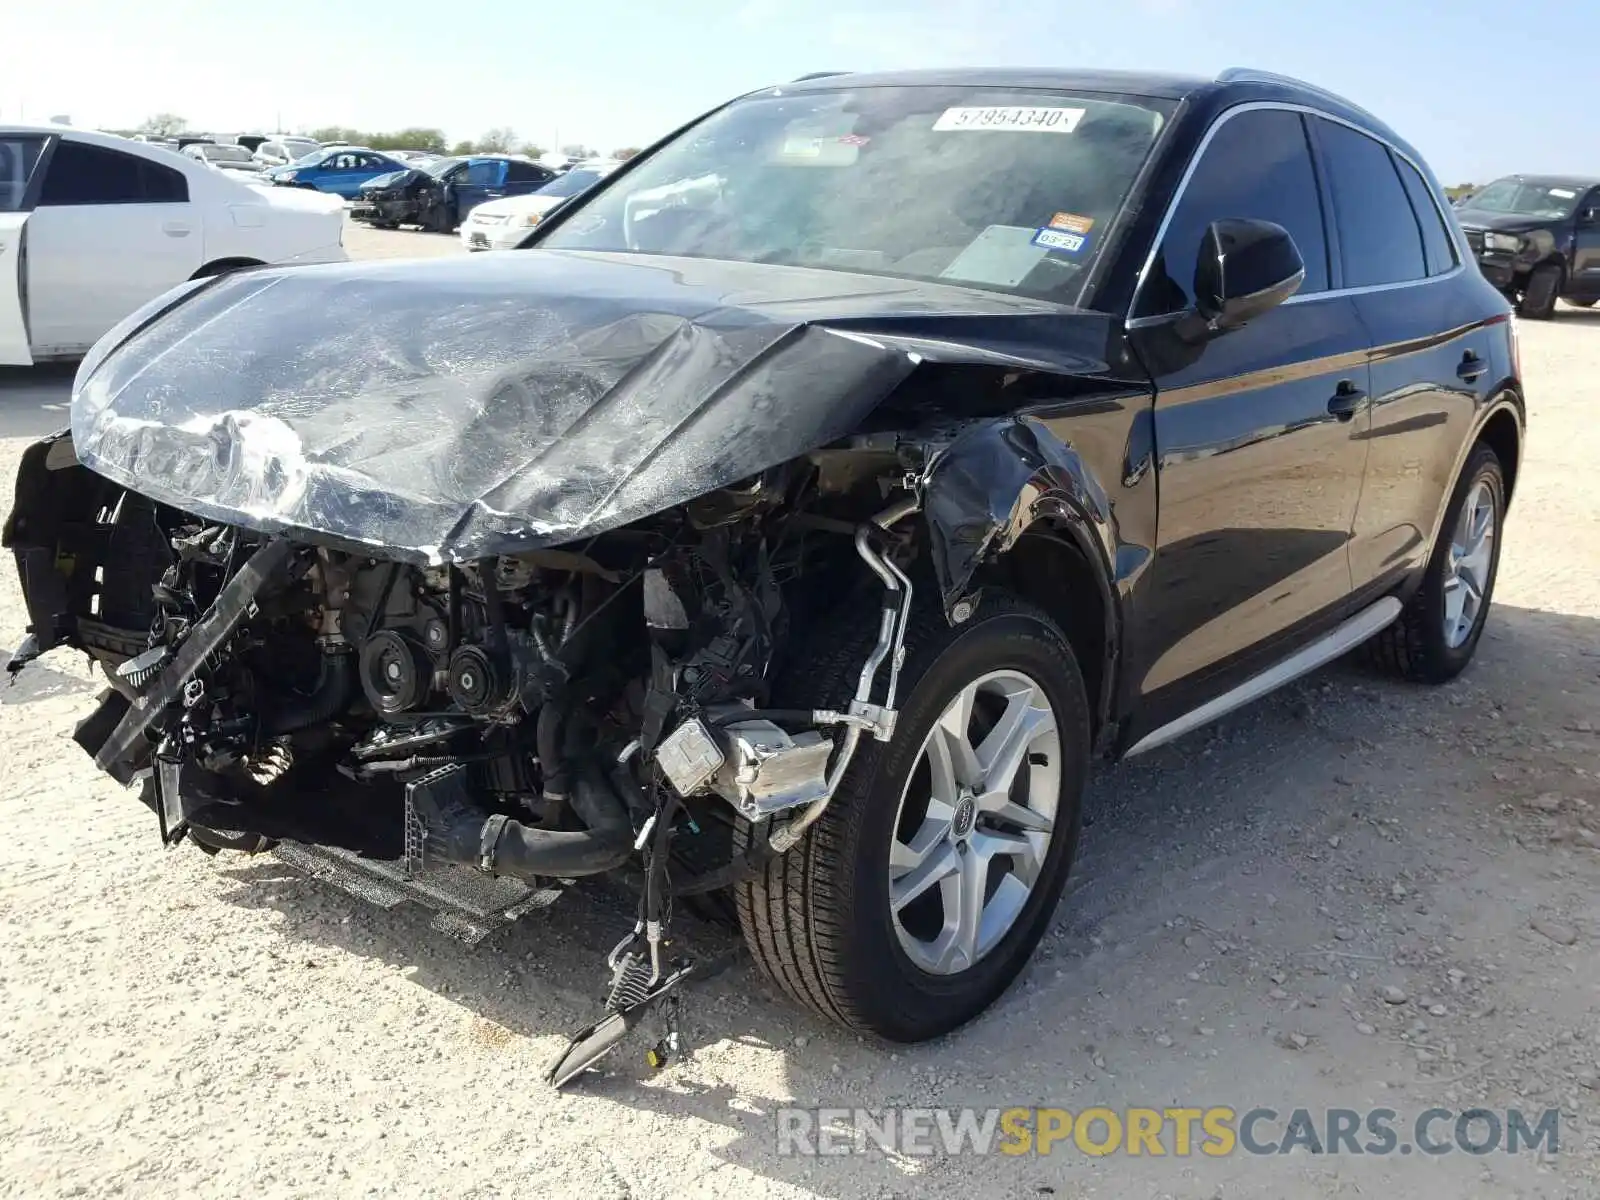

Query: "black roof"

xmin=780 ymin=67 xmax=1212 ymax=101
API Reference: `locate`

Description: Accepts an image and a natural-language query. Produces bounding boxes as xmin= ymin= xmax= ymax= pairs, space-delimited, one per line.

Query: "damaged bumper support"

xmin=654 ymin=497 xmax=917 ymax=853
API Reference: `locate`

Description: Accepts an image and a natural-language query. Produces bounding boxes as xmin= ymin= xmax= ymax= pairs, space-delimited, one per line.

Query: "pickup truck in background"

xmin=1456 ymin=174 xmax=1600 ymax=317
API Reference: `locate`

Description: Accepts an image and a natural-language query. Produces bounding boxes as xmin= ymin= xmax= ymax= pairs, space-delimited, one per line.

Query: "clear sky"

xmin=7 ymin=0 xmax=1594 ymax=184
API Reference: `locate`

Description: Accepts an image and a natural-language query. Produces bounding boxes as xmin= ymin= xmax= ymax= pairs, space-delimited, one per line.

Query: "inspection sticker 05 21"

xmin=933 ymin=106 xmax=1086 ymax=133
xmin=1032 ymin=227 xmax=1089 ymax=254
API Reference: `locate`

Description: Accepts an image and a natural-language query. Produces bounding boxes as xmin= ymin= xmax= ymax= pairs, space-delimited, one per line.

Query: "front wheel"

xmin=1364 ymin=442 xmax=1505 ymax=683
xmin=737 ymin=593 xmax=1090 ymax=1041
xmin=1518 ymin=263 xmax=1563 ymax=319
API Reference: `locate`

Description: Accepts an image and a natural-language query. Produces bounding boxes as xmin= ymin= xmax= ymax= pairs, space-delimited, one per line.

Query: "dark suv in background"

xmin=1456 ymin=174 xmax=1600 ymax=317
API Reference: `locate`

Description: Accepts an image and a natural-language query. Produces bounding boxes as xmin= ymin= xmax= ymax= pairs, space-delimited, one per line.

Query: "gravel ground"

xmin=2 ymin=224 xmax=1597 ymax=1199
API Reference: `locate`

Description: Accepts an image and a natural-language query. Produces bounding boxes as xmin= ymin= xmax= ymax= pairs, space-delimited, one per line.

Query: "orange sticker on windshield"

xmin=1049 ymin=212 xmax=1095 ymax=234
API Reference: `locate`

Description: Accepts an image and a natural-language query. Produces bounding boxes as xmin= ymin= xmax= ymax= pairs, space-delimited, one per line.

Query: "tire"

xmin=1568 ymin=298 xmax=1597 ymax=309
xmin=1364 ymin=442 xmax=1505 ymax=684
xmin=1518 ymin=263 xmax=1563 ymax=320
xmin=736 ymin=591 xmax=1091 ymax=1042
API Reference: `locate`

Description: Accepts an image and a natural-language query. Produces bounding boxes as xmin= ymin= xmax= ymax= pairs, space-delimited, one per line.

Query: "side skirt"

xmin=1123 ymin=596 xmax=1402 ymax=758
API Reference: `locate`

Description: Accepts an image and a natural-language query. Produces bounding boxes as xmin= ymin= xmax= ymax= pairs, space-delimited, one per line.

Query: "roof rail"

xmin=792 ymin=71 xmax=850 ymax=82
xmin=1216 ymin=67 xmax=1379 ymax=122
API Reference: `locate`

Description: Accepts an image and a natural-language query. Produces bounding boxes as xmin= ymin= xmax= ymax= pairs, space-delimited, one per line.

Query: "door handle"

xmin=1327 ymin=381 xmax=1368 ymax=420
xmin=1457 ymin=351 xmax=1487 ymax=382
xmin=162 ymin=221 xmax=192 ymax=237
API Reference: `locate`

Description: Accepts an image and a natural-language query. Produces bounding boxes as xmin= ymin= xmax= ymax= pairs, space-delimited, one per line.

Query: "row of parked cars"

xmin=361 ymin=158 xmax=622 ymax=247
xmin=0 ymin=117 xmax=624 ymax=367
xmin=133 ymin=130 xmax=622 ymax=248
xmin=0 ymin=123 xmax=347 ymax=366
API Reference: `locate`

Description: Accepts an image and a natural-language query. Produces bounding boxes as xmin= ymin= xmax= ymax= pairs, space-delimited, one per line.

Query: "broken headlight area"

xmin=7 ymin=441 xmax=921 ymax=1083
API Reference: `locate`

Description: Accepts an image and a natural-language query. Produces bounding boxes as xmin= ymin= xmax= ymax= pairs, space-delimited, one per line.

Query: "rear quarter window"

xmin=1393 ymin=156 xmax=1459 ymax=277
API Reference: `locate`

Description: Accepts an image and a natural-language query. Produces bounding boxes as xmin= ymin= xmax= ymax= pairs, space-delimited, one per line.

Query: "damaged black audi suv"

xmin=5 ymin=67 xmax=1524 ymax=1084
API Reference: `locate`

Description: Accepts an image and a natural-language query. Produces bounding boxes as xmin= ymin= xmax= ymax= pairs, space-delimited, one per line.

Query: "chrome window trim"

xmin=1125 ymin=100 xmax=1464 ymax=325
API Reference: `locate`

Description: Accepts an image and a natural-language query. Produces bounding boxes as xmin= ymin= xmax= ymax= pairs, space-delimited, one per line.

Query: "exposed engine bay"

xmin=8 ymin=437 xmax=924 ymax=1084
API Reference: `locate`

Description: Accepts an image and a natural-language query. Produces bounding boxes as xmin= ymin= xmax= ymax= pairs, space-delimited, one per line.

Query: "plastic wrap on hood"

xmin=67 ymin=252 xmax=1078 ymax=562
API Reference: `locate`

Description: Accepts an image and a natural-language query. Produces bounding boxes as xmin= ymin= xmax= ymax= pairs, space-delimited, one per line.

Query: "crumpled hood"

xmin=70 ymin=249 xmax=1084 ymax=563
xmin=1455 ymin=209 xmax=1557 ymax=235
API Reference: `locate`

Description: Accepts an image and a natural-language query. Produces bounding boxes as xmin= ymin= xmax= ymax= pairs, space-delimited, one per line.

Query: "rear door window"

xmin=1314 ymin=118 xmax=1426 ymax=288
xmin=1136 ymin=108 xmax=1330 ymax=317
xmin=37 ymin=141 xmax=190 ymax=206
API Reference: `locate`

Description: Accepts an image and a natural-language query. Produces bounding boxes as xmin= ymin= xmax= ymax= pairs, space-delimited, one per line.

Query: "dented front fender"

xmin=921 ymin=415 xmax=1117 ymax=619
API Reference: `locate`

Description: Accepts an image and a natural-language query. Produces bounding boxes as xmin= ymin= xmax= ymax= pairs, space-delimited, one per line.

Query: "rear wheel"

xmin=1364 ymin=443 xmax=1505 ymax=683
xmin=1518 ymin=263 xmax=1563 ymax=319
xmin=1567 ymin=298 xmax=1597 ymax=309
xmin=736 ymin=592 xmax=1090 ymax=1041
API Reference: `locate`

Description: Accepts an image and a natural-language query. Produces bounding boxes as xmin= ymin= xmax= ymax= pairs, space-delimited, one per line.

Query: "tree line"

xmin=133 ymin=114 xmax=639 ymax=161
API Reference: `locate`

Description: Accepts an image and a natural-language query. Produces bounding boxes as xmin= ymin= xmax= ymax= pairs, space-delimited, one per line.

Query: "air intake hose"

xmin=407 ymin=762 xmax=634 ymax=880
xmin=261 ymin=646 xmax=357 ymax=736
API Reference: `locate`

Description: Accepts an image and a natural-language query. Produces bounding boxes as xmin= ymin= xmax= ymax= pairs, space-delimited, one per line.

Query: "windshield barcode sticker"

xmin=934 ymin=106 xmax=1086 ymax=133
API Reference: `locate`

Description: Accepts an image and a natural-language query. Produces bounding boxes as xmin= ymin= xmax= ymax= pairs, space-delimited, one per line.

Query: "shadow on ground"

xmin=201 ymin=600 xmax=1598 ymax=1188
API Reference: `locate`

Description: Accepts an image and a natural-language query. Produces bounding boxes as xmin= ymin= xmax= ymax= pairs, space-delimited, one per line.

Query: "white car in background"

xmin=253 ymin=137 xmax=322 ymax=168
xmin=458 ymin=161 xmax=622 ymax=251
xmin=183 ymin=142 xmax=268 ymax=177
xmin=0 ymin=124 xmax=347 ymax=366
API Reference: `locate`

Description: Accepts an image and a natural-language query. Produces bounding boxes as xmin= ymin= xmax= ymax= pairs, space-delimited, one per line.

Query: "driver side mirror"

xmin=1580 ymin=206 xmax=1600 ymax=227
xmin=1193 ymin=218 xmax=1306 ymax=332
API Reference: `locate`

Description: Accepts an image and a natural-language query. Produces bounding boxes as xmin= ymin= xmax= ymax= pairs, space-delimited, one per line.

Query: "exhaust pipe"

xmin=406 ymin=761 xmax=633 ymax=880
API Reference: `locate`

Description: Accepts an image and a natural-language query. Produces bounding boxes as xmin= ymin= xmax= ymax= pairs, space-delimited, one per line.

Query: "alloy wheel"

xmin=1442 ymin=479 xmax=1496 ymax=649
xmin=888 ymin=670 xmax=1062 ymax=975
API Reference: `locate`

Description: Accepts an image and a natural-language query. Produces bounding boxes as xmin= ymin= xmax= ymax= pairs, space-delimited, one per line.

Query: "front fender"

xmin=921 ymin=416 xmax=1118 ymax=619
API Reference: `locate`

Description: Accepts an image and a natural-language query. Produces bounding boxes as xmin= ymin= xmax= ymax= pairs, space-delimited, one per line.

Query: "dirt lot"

xmin=1 ymin=223 xmax=1597 ymax=1199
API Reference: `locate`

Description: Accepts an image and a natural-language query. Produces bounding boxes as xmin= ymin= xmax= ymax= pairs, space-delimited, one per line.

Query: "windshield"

xmin=536 ymin=169 xmax=603 ymax=198
xmin=281 ymin=139 xmax=319 ymax=159
xmin=538 ymin=85 xmax=1171 ymax=303
xmin=425 ymin=156 xmax=465 ymax=178
xmin=1463 ymin=178 xmax=1585 ymax=220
